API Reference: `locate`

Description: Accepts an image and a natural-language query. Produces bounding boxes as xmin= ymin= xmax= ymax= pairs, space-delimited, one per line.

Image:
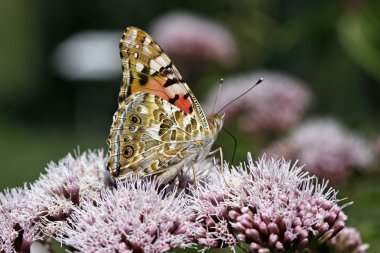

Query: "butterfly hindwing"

xmin=108 ymin=93 xmax=205 ymax=178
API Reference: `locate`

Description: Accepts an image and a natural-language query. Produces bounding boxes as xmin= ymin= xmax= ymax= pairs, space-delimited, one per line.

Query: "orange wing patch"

xmin=119 ymin=26 xmax=195 ymax=115
xmin=170 ymin=93 xmax=193 ymax=115
xmin=129 ymin=73 xmax=170 ymax=101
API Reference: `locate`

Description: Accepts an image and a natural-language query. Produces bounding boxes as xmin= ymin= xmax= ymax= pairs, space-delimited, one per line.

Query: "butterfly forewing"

xmin=119 ymin=27 xmax=209 ymax=129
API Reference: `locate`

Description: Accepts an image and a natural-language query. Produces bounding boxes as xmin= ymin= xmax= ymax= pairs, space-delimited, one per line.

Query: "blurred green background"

xmin=1 ymin=0 xmax=380 ymax=252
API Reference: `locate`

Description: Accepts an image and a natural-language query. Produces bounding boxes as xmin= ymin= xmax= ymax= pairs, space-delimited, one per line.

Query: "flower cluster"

xmin=325 ymin=227 xmax=369 ymax=253
xmin=0 ymin=150 xmax=368 ymax=253
xmin=0 ymin=187 xmax=42 ymax=253
xmin=265 ymin=119 xmax=374 ymax=183
xmin=204 ymin=71 xmax=311 ymax=134
xmin=0 ymin=150 xmax=107 ymax=253
xmin=189 ymin=154 xmax=350 ymax=252
xmin=30 ymin=150 xmax=107 ymax=237
xmin=187 ymin=168 xmax=242 ymax=249
xmin=56 ymin=178 xmax=194 ymax=252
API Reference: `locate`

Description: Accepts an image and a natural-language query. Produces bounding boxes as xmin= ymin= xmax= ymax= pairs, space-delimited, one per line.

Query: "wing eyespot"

xmin=129 ymin=125 xmax=137 ymax=132
xmin=130 ymin=115 xmax=141 ymax=124
xmin=123 ymin=146 xmax=134 ymax=158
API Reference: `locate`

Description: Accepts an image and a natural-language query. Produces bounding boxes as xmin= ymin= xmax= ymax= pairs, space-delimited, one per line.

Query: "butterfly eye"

xmin=130 ymin=115 xmax=141 ymax=124
xmin=123 ymin=146 xmax=134 ymax=158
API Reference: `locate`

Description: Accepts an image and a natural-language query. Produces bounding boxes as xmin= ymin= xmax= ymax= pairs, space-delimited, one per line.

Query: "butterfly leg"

xmin=192 ymin=159 xmax=199 ymax=187
xmin=208 ymin=147 xmax=228 ymax=185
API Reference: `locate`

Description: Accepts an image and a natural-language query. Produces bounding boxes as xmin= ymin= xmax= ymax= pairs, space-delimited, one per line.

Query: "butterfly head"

xmin=207 ymin=113 xmax=225 ymax=136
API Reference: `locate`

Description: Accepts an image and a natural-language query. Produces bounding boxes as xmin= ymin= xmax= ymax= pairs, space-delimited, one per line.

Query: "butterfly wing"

xmin=108 ymin=27 xmax=221 ymax=182
xmin=119 ymin=26 xmax=210 ymax=130
xmin=107 ymin=93 xmax=210 ymax=181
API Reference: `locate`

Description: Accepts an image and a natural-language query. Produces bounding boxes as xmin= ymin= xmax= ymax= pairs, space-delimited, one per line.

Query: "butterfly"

xmin=107 ymin=26 xmax=224 ymax=183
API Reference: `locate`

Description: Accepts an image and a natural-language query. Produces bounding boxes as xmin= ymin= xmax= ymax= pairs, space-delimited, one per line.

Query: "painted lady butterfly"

xmin=107 ymin=27 xmax=224 ymax=183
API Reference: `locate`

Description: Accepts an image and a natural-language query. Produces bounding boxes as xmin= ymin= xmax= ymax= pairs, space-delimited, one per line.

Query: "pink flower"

xmin=326 ymin=227 xmax=369 ymax=253
xmin=56 ymin=178 xmax=194 ymax=253
xmin=0 ymin=150 xmax=108 ymax=253
xmin=187 ymin=169 xmax=242 ymax=249
xmin=150 ymin=11 xmax=238 ymax=67
xmin=204 ymin=71 xmax=311 ymax=134
xmin=0 ymin=187 xmax=42 ymax=253
xmin=29 ymin=150 xmax=107 ymax=234
xmin=188 ymin=154 xmax=349 ymax=252
xmin=264 ymin=119 xmax=374 ymax=183
xmin=0 ymin=149 xmax=366 ymax=253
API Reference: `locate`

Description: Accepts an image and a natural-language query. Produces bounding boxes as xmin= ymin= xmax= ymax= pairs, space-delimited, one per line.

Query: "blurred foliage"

xmin=1 ymin=0 xmax=380 ymax=252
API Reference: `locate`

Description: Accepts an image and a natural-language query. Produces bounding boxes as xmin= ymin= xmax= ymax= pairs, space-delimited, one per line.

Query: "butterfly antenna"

xmin=216 ymin=77 xmax=263 ymax=114
xmin=222 ymin=127 xmax=237 ymax=163
xmin=212 ymin=78 xmax=223 ymax=114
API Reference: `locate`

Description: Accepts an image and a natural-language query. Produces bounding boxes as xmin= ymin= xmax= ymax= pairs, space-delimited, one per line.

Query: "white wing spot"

xmin=136 ymin=105 xmax=148 ymax=114
xmin=145 ymin=37 xmax=152 ymax=44
xmin=143 ymin=46 xmax=152 ymax=55
xmin=167 ymin=74 xmax=175 ymax=79
xmin=149 ymin=59 xmax=162 ymax=72
xmin=129 ymin=29 xmax=137 ymax=42
xmin=135 ymin=44 xmax=140 ymax=49
xmin=135 ymin=62 xmax=144 ymax=72
xmin=155 ymin=55 xmax=168 ymax=67
xmin=124 ymin=58 xmax=129 ymax=71
xmin=133 ymin=52 xmax=139 ymax=59
xmin=162 ymin=103 xmax=173 ymax=116
xmin=149 ymin=68 xmax=156 ymax=75
xmin=162 ymin=54 xmax=171 ymax=62
xmin=183 ymin=116 xmax=191 ymax=126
